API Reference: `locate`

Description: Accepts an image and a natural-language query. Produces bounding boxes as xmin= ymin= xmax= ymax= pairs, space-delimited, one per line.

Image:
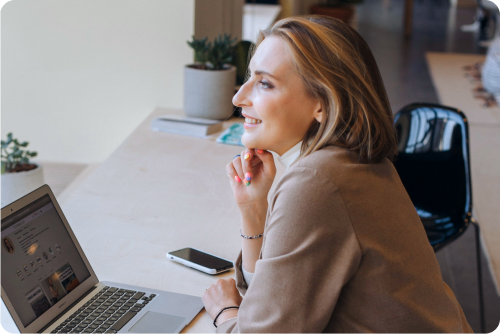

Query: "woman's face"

xmin=232 ymin=36 xmax=322 ymax=156
xmin=4 ymin=239 xmax=11 ymax=248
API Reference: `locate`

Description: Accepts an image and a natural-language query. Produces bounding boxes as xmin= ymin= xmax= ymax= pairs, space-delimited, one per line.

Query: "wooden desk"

xmin=57 ymin=108 xmax=286 ymax=332
xmin=1 ymin=107 xmax=287 ymax=332
xmin=0 ymin=109 xmax=284 ymax=333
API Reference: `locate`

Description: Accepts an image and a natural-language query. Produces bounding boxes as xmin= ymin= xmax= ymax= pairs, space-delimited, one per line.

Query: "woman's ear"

xmin=313 ymin=101 xmax=323 ymax=123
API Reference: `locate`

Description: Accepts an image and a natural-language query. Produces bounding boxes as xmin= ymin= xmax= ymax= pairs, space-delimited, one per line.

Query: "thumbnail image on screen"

xmin=1 ymin=195 xmax=91 ymax=327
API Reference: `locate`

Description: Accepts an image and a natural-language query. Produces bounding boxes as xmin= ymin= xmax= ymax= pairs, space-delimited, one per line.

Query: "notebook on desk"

xmin=216 ymin=123 xmax=245 ymax=146
xmin=151 ymin=114 xmax=223 ymax=138
xmin=1 ymin=185 xmax=204 ymax=333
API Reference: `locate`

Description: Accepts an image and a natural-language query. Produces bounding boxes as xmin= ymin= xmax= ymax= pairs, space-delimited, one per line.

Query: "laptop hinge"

xmin=38 ymin=285 xmax=98 ymax=333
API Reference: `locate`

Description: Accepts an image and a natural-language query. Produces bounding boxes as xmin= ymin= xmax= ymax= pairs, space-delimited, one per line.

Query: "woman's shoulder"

xmin=269 ymin=147 xmax=359 ymax=214
xmin=289 ymin=145 xmax=397 ymax=187
xmin=292 ymin=145 xmax=356 ymax=169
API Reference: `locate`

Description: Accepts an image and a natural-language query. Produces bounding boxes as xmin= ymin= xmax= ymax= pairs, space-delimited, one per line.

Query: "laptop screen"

xmin=1 ymin=194 xmax=91 ymax=327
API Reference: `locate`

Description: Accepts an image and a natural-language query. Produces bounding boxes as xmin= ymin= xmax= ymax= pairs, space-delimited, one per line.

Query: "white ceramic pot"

xmin=1 ymin=163 xmax=45 ymax=207
xmin=184 ymin=64 xmax=237 ymax=120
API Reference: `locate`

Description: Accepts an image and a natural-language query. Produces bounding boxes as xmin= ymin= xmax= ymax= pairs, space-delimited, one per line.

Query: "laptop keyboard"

xmin=51 ymin=286 xmax=157 ymax=333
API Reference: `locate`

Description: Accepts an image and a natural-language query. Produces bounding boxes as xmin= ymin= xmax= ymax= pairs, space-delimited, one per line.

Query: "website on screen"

xmin=1 ymin=195 xmax=91 ymax=327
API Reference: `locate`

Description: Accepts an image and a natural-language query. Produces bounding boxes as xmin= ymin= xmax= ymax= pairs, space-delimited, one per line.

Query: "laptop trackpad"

xmin=128 ymin=311 xmax=186 ymax=333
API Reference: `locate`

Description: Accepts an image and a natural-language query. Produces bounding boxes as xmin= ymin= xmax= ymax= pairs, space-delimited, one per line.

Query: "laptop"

xmin=1 ymin=184 xmax=204 ymax=333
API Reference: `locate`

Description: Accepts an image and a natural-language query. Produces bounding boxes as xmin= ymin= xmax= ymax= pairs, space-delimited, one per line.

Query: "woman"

xmin=203 ymin=16 xmax=472 ymax=333
xmin=3 ymin=238 xmax=14 ymax=253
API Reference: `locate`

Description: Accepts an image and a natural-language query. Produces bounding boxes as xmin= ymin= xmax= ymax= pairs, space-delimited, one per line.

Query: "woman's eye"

xmin=258 ymin=80 xmax=273 ymax=89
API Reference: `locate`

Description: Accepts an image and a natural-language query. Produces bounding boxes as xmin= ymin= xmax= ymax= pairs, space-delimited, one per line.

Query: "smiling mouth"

xmin=244 ymin=117 xmax=262 ymax=124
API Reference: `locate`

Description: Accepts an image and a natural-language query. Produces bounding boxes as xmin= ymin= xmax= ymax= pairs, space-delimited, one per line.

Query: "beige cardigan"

xmin=217 ymin=145 xmax=472 ymax=333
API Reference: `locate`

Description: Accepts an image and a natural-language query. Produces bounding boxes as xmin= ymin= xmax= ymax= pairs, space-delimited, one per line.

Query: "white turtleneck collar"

xmin=277 ymin=141 xmax=302 ymax=169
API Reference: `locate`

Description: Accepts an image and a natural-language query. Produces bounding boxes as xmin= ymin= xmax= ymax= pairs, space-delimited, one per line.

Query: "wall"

xmin=278 ymin=0 xmax=293 ymax=18
xmin=194 ymin=0 xmax=243 ymax=42
xmin=279 ymin=0 xmax=319 ymax=18
xmin=1 ymin=0 xmax=195 ymax=163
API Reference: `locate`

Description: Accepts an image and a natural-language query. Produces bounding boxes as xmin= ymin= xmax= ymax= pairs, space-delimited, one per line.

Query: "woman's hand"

xmin=226 ymin=148 xmax=276 ymax=207
xmin=227 ymin=148 xmax=274 ymax=272
xmin=202 ymin=278 xmax=243 ymax=325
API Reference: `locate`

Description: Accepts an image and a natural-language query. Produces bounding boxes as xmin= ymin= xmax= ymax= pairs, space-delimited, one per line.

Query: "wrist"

xmin=238 ymin=200 xmax=268 ymax=214
xmin=216 ymin=309 xmax=239 ymax=326
xmin=239 ymin=201 xmax=267 ymax=234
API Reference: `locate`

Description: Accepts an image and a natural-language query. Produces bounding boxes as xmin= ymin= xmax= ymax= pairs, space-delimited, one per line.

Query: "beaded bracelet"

xmin=213 ymin=306 xmax=239 ymax=328
xmin=240 ymin=229 xmax=264 ymax=239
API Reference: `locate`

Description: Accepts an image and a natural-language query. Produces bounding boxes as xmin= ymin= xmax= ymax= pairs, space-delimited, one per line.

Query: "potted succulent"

xmin=184 ymin=34 xmax=238 ymax=120
xmin=310 ymin=0 xmax=364 ymax=23
xmin=1 ymin=133 xmax=44 ymax=207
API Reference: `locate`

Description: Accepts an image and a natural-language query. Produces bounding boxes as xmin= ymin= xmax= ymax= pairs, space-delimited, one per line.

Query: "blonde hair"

xmin=250 ymin=16 xmax=397 ymax=164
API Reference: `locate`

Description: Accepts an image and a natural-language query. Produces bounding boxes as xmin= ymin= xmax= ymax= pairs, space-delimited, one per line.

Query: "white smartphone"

xmin=167 ymin=247 xmax=234 ymax=275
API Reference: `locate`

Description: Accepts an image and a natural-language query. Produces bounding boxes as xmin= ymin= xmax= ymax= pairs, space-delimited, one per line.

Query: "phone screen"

xmin=169 ymin=248 xmax=233 ymax=270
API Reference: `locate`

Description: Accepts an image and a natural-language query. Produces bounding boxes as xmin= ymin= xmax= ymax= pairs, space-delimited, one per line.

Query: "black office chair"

xmin=393 ymin=103 xmax=485 ymax=333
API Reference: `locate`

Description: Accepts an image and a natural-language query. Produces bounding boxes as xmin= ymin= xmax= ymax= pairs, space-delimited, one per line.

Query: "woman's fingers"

xmin=232 ymin=154 xmax=244 ymax=183
xmin=226 ymin=161 xmax=241 ymax=183
xmin=254 ymin=149 xmax=276 ymax=181
xmin=241 ymin=149 xmax=253 ymax=186
xmin=202 ymin=278 xmax=242 ymax=320
xmin=229 ymin=149 xmax=268 ymax=186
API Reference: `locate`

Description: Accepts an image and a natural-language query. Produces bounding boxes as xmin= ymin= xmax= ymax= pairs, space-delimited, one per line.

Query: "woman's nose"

xmin=232 ymin=82 xmax=251 ymax=107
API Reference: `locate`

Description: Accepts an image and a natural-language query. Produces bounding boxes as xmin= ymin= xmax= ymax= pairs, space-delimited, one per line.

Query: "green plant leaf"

xmin=187 ymin=36 xmax=210 ymax=63
xmin=191 ymin=33 xmax=238 ymax=71
xmin=1 ymin=161 xmax=5 ymax=174
xmin=0 ymin=133 xmax=36 ymax=168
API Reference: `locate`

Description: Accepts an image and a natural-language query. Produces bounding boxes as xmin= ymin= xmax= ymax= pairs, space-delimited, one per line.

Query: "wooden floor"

xmin=356 ymin=0 xmax=500 ymax=332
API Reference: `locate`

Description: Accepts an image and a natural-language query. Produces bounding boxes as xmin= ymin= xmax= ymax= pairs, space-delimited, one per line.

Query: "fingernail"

xmin=256 ymin=149 xmax=264 ymax=154
xmin=244 ymin=153 xmax=251 ymax=160
xmin=235 ymin=175 xmax=241 ymax=182
xmin=245 ymin=172 xmax=252 ymax=181
xmin=244 ymin=180 xmax=251 ymax=186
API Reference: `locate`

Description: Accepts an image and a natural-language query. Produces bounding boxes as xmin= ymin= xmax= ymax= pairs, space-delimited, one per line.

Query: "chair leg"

xmin=471 ymin=219 xmax=485 ymax=333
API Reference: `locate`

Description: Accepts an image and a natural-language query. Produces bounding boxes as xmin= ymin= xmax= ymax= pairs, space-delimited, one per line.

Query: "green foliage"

xmin=1 ymin=133 xmax=37 ymax=174
xmin=187 ymin=34 xmax=238 ymax=71
xmin=231 ymin=41 xmax=254 ymax=86
xmin=187 ymin=36 xmax=210 ymax=64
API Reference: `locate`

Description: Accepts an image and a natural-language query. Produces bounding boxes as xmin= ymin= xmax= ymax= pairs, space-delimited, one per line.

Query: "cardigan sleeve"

xmin=242 ymin=267 xmax=254 ymax=286
xmin=234 ymin=251 xmax=249 ymax=294
xmin=217 ymin=166 xmax=362 ymax=333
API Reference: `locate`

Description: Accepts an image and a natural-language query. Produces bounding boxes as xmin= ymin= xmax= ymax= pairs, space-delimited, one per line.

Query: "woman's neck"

xmin=277 ymin=141 xmax=302 ymax=169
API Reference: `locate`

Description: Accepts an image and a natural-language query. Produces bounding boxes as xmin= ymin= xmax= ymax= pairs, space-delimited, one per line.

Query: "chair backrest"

xmin=393 ymin=103 xmax=473 ymax=250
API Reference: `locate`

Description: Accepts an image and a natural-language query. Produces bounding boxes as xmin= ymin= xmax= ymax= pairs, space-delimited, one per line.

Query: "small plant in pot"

xmin=1 ymin=133 xmax=44 ymax=207
xmin=310 ymin=0 xmax=364 ymax=23
xmin=184 ymin=34 xmax=238 ymax=120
